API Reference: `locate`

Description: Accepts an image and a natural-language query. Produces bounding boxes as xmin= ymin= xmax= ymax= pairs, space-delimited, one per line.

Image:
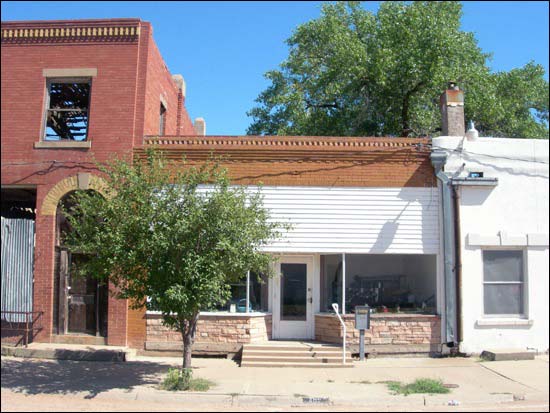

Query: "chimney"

xmin=172 ymin=74 xmax=186 ymax=134
xmin=194 ymin=117 xmax=206 ymax=136
xmin=171 ymin=74 xmax=186 ymax=100
xmin=440 ymin=81 xmax=465 ymax=136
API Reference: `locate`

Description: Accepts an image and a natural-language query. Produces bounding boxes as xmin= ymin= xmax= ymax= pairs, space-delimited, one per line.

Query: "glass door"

xmin=273 ymin=256 xmax=314 ymax=339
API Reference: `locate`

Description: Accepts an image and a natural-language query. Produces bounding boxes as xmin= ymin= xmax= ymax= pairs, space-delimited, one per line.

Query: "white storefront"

xmin=433 ymin=136 xmax=549 ymax=354
xmin=249 ymin=185 xmax=442 ymax=342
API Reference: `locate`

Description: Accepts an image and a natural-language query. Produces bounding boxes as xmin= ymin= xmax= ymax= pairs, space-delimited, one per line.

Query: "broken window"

xmin=44 ymin=79 xmax=90 ymax=141
xmin=159 ymin=102 xmax=166 ymax=135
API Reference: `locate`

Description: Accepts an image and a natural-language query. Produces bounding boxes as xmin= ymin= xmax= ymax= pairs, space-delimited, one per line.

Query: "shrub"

xmin=387 ymin=378 xmax=450 ymax=396
xmin=162 ymin=368 xmax=193 ymax=391
xmin=161 ymin=368 xmax=214 ymax=392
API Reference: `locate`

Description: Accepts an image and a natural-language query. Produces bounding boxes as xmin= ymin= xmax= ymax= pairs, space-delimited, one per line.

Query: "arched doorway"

xmin=53 ymin=190 xmax=108 ymax=337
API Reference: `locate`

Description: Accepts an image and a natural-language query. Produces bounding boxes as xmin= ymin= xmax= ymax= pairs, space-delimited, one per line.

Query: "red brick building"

xmin=1 ymin=18 xmax=195 ymax=346
xmin=2 ymin=19 xmax=443 ymax=358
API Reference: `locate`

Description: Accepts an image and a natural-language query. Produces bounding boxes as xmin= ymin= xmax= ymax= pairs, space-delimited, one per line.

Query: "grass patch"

xmin=327 ymin=379 xmax=335 ymax=383
xmin=189 ymin=377 xmax=215 ymax=392
xmin=161 ymin=368 xmax=215 ymax=392
xmin=386 ymin=378 xmax=450 ymax=396
xmin=349 ymin=380 xmax=372 ymax=384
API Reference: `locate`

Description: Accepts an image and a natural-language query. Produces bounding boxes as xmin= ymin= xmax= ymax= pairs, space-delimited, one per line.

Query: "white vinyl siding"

xmin=254 ymin=186 xmax=439 ymax=254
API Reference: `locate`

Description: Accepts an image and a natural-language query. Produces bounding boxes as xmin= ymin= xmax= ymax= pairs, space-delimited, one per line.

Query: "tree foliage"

xmin=247 ymin=1 xmax=549 ymax=138
xmin=62 ymin=151 xmax=285 ymax=368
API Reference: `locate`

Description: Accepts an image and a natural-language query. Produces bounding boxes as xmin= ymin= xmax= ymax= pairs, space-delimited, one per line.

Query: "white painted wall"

xmin=256 ymin=186 xmax=440 ymax=254
xmin=433 ymin=136 xmax=549 ymax=354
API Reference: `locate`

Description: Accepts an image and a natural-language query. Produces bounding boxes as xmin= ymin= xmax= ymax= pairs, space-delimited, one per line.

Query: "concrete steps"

xmin=241 ymin=342 xmax=353 ymax=368
xmin=51 ymin=334 xmax=107 ymax=346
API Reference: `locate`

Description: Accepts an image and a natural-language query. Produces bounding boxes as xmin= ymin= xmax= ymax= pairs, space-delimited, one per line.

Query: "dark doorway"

xmin=54 ymin=191 xmax=107 ymax=337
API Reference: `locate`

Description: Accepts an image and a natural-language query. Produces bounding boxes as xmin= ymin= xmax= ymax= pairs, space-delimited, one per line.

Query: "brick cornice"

xmin=1 ymin=19 xmax=142 ymax=45
xmin=137 ymin=135 xmax=431 ymax=163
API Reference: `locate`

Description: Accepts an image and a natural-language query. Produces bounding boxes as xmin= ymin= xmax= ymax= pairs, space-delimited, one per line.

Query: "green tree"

xmin=62 ymin=151 xmax=284 ymax=369
xmin=247 ymin=1 xmax=549 ymax=139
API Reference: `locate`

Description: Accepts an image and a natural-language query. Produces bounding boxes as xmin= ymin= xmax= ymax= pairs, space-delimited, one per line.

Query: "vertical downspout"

xmin=452 ymin=184 xmax=463 ymax=344
xmin=431 ymin=151 xmax=457 ymax=346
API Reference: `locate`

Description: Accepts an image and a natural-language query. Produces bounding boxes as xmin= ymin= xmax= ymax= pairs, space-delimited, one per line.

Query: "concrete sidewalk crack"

xmin=478 ymin=363 xmax=539 ymax=391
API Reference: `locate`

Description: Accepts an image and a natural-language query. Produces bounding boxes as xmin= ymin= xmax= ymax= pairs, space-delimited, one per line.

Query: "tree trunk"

xmin=400 ymin=81 xmax=426 ymax=137
xmin=180 ymin=312 xmax=200 ymax=370
xmin=401 ymin=94 xmax=411 ymax=137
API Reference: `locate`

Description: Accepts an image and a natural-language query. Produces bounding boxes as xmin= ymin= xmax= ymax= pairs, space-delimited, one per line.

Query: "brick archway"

xmin=40 ymin=174 xmax=108 ymax=216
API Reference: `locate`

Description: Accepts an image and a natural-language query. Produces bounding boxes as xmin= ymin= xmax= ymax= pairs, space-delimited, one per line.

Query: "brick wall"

xmin=106 ymin=284 xmax=128 ymax=346
xmin=1 ymin=19 xmax=196 ymax=346
xmin=181 ymin=157 xmax=434 ymax=187
xmin=142 ymin=27 xmax=194 ymax=138
xmin=127 ymin=305 xmax=147 ymax=349
xmin=137 ymin=137 xmax=435 ymax=188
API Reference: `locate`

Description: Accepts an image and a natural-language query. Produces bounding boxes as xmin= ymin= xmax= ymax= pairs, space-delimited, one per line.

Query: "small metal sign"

xmin=355 ymin=305 xmax=371 ymax=330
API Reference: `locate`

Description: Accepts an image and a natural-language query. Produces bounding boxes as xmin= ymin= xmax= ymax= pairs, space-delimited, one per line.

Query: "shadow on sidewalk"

xmin=1 ymin=357 xmax=170 ymax=399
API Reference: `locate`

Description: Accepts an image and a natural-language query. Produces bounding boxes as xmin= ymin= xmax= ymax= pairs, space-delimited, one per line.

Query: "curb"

xmin=126 ymin=387 xmax=518 ymax=409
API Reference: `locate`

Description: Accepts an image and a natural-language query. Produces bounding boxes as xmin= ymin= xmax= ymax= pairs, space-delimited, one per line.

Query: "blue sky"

xmin=2 ymin=1 xmax=549 ymax=135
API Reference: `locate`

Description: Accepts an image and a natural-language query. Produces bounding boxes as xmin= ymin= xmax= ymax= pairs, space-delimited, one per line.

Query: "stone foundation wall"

xmin=146 ymin=313 xmax=272 ymax=353
xmin=315 ymin=313 xmax=441 ymax=352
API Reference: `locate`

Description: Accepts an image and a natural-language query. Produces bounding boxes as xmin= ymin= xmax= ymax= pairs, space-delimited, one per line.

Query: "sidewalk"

xmin=1 ymin=353 xmax=548 ymax=411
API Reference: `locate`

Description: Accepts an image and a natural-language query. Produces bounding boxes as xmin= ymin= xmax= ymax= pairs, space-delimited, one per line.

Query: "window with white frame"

xmin=483 ymin=250 xmax=525 ymax=316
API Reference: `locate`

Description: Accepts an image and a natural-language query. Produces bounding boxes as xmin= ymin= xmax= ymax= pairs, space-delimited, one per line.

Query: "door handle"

xmin=308 ymin=297 xmax=313 ymax=304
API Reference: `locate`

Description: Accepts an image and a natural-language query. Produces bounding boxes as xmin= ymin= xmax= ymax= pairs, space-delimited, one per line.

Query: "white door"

xmin=272 ymin=256 xmax=314 ymax=340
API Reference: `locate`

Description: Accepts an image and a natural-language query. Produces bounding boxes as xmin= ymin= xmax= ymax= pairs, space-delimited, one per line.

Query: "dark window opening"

xmin=1 ymin=188 xmax=37 ymax=219
xmin=45 ymin=80 xmax=90 ymax=141
xmin=159 ymin=103 xmax=166 ymax=135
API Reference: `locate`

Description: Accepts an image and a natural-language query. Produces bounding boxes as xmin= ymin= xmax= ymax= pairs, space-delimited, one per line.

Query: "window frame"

xmin=42 ymin=77 xmax=92 ymax=143
xmin=482 ymin=248 xmax=527 ymax=318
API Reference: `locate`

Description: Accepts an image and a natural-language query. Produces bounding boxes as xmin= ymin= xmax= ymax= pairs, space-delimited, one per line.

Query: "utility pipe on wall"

xmin=452 ymin=184 xmax=463 ymax=344
xmin=342 ymin=253 xmax=346 ymax=315
xmin=431 ymin=150 xmax=458 ymax=346
xmin=246 ymin=270 xmax=250 ymax=314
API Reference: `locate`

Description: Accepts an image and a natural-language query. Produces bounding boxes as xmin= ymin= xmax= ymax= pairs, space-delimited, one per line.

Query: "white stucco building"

xmin=433 ymin=134 xmax=549 ymax=354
